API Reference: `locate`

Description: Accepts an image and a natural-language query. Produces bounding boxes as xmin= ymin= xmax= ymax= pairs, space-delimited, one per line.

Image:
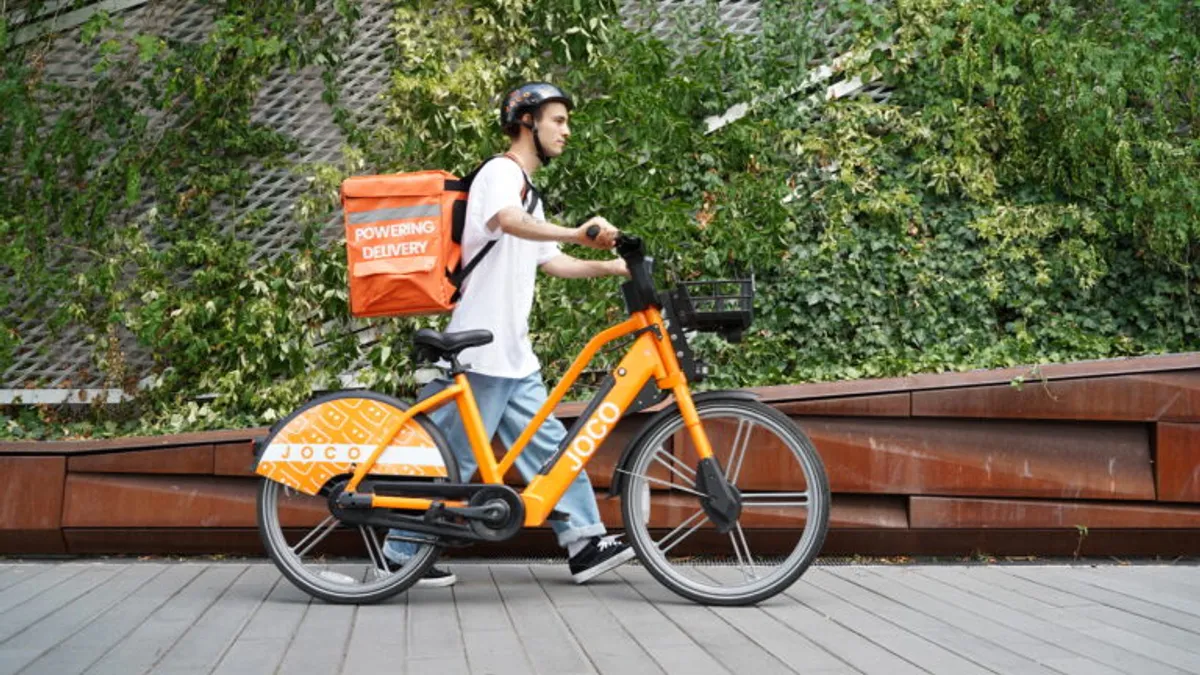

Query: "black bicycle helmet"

xmin=500 ymin=82 xmax=574 ymax=164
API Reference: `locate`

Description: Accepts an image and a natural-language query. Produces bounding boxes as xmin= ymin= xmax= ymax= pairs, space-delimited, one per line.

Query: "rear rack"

xmin=669 ymin=279 xmax=754 ymax=342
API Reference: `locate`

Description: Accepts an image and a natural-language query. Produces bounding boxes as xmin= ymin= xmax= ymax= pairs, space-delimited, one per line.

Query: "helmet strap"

xmin=524 ymin=119 xmax=551 ymax=166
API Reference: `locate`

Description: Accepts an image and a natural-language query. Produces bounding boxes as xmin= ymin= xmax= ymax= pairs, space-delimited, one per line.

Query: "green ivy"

xmin=2 ymin=0 xmax=1197 ymax=439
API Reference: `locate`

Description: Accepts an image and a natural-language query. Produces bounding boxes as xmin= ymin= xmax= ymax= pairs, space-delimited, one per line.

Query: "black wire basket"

xmin=669 ymin=279 xmax=754 ymax=341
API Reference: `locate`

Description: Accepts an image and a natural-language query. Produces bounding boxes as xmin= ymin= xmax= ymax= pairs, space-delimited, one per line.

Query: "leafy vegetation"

xmin=2 ymin=0 xmax=1197 ymax=439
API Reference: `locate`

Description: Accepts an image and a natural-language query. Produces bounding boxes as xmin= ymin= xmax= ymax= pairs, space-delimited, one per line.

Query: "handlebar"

xmin=584 ymin=224 xmax=655 ymax=312
xmin=584 ymin=224 xmax=642 ymax=255
xmin=582 ymin=224 xmax=752 ymax=342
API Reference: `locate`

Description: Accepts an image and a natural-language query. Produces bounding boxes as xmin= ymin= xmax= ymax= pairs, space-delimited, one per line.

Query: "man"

xmin=384 ymin=82 xmax=635 ymax=587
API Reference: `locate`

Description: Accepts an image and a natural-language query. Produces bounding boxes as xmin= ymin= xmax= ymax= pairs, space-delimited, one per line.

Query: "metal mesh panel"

xmin=3 ymin=2 xmax=190 ymax=394
xmin=3 ymin=0 xmax=883 ymax=395
xmin=2 ymin=0 xmax=392 ymax=392
xmin=237 ymin=0 xmax=395 ymax=259
xmin=624 ymin=0 xmax=763 ymax=37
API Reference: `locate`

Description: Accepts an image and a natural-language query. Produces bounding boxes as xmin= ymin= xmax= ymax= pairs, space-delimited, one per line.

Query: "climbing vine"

xmin=2 ymin=0 xmax=1197 ymax=439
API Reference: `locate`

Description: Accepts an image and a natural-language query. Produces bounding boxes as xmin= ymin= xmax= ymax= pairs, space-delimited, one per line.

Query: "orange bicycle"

xmin=254 ymin=233 xmax=830 ymax=605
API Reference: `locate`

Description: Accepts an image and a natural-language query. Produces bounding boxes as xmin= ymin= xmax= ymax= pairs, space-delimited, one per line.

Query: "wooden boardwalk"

xmin=0 ymin=560 xmax=1198 ymax=674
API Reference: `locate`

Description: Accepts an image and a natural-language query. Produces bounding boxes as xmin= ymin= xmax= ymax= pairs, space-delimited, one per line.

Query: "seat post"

xmin=448 ymin=354 xmax=469 ymax=376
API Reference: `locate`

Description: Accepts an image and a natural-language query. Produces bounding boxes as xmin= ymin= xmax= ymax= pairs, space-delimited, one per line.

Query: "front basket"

xmin=670 ymin=279 xmax=754 ymax=340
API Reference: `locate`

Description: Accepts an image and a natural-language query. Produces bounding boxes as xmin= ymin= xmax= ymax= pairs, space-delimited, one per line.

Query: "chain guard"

xmin=325 ymin=478 xmax=525 ymax=544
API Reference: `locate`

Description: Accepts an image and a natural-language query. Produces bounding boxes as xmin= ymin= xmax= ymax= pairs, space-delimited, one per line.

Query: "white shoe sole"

xmin=572 ymin=547 xmax=636 ymax=584
xmin=415 ymin=572 xmax=457 ymax=588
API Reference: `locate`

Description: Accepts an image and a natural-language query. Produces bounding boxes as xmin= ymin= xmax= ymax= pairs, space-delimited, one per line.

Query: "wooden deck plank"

xmin=699 ymin=593 xmax=856 ymax=673
xmin=0 ymin=564 xmax=124 ymax=645
xmin=706 ymin=566 xmax=930 ymax=675
xmin=1142 ymin=566 xmax=1200 ymax=593
xmin=885 ymin=565 xmax=1199 ymax=674
xmin=857 ymin=566 xmax=1140 ymax=675
xmin=1003 ymin=566 xmax=1200 ymax=635
xmin=0 ymin=564 xmax=162 ymax=675
xmin=1058 ymin=615 xmax=1200 ymax=673
xmin=823 ymin=567 xmax=1070 ymax=673
xmin=0 ymin=563 xmax=56 ymax=592
xmin=14 ymin=564 xmax=202 ymax=675
xmin=210 ymin=577 xmax=313 ymax=675
xmin=405 ymin=577 xmax=469 ymax=673
xmin=1076 ymin=566 xmax=1200 ymax=609
xmin=489 ymin=564 xmax=596 ymax=675
xmin=528 ymin=564 xmax=664 ymax=675
xmin=584 ymin=566 xmax=731 ymax=674
xmin=907 ymin=566 xmax=1181 ymax=675
xmin=1067 ymin=566 xmax=1200 ymax=617
xmin=150 ymin=564 xmax=279 ymax=674
xmin=1072 ymin=602 xmax=1200 ymax=651
xmin=940 ymin=564 xmax=1093 ymax=608
xmin=332 ymin=601 xmax=408 ymax=673
xmin=911 ymin=566 xmax=1061 ymax=614
xmin=0 ymin=561 xmax=1194 ymax=674
xmin=451 ymin=565 xmax=537 ymax=675
xmin=0 ymin=563 xmax=91 ymax=619
xmin=82 ymin=564 xmax=247 ymax=675
xmin=615 ymin=566 xmax=797 ymax=675
xmin=275 ymin=602 xmax=357 ymax=675
xmin=797 ymin=568 xmax=1011 ymax=675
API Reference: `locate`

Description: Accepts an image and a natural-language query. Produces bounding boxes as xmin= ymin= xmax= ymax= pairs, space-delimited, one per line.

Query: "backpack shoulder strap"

xmin=448 ymin=155 xmax=541 ymax=301
xmin=447 ymin=154 xmax=501 ymax=192
xmin=521 ymin=174 xmax=541 ymax=216
xmin=501 ymin=151 xmax=540 ymax=212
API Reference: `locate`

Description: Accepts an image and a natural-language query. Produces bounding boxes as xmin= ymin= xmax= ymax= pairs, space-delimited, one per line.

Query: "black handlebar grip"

xmin=585 ymin=224 xmax=601 ymax=240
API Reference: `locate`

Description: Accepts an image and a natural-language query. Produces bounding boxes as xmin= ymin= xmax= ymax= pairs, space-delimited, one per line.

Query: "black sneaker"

xmin=383 ymin=558 xmax=457 ymax=588
xmin=569 ymin=535 xmax=636 ymax=584
xmin=415 ymin=565 xmax=457 ymax=588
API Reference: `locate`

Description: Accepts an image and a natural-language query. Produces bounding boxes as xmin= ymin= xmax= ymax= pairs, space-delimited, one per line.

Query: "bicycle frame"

xmin=341 ymin=304 xmax=716 ymax=527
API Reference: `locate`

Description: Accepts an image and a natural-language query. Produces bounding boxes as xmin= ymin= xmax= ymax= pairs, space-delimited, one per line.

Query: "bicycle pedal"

xmin=546 ymin=509 xmax=570 ymax=522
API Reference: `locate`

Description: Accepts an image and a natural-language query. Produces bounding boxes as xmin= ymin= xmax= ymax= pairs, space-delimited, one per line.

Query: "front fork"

xmin=658 ymin=316 xmax=742 ymax=532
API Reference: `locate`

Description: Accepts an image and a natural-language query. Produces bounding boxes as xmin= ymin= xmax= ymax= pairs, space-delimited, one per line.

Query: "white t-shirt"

xmin=444 ymin=156 xmax=560 ymax=378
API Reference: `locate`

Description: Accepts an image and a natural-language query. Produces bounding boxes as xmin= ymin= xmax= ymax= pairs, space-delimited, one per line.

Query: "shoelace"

xmin=596 ymin=534 xmax=624 ymax=551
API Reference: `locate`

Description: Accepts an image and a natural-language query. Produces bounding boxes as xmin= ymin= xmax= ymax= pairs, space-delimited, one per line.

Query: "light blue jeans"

xmin=384 ymin=371 xmax=607 ymax=562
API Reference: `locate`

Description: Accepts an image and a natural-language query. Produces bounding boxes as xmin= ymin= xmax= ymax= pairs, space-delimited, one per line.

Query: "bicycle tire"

xmin=256 ymin=390 xmax=459 ymax=604
xmin=619 ymin=397 xmax=830 ymax=606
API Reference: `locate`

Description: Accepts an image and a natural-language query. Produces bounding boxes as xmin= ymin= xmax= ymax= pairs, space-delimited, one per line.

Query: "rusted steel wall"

xmin=2 ymin=353 xmax=1198 ymax=557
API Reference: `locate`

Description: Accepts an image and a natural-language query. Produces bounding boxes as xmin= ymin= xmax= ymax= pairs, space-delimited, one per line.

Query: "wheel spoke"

xmin=657 ymin=509 xmax=710 ymax=555
xmin=651 ymin=447 xmax=696 ymax=487
xmin=727 ymin=419 xmax=752 ymax=484
xmin=619 ymin=400 xmax=830 ymax=605
xmin=359 ymin=526 xmax=388 ymax=574
xmin=731 ymin=523 xmax=757 ymax=580
xmin=724 ymin=419 xmax=746 ymax=480
xmin=659 ymin=447 xmax=697 ymax=478
xmin=617 ymin=469 xmax=707 ymax=498
xmin=257 ymin=393 xmax=464 ymax=603
xmin=740 ymin=491 xmax=809 ymax=508
xmin=292 ymin=515 xmax=340 ymax=557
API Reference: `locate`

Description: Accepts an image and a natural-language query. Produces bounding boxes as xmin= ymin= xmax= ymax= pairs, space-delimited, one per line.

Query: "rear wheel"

xmin=619 ymin=397 xmax=830 ymax=605
xmin=255 ymin=391 xmax=458 ymax=604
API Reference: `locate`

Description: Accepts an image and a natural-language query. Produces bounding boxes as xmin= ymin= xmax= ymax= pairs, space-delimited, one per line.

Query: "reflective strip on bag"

xmin=346 ymin=203 xmax=441 ymax=225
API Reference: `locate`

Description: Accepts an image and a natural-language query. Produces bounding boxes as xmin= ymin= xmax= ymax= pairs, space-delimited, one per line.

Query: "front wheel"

xmin=619 ymin=397 xmax=830 ymax=605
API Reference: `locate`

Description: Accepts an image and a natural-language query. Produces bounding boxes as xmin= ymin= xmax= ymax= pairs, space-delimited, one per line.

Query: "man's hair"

xmin=502 ymin=107 xmax=547 ymax=139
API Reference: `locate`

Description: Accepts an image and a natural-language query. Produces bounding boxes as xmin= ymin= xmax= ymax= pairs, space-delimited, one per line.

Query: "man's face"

xmin=534 ymin=102 xmax=571 ymax=157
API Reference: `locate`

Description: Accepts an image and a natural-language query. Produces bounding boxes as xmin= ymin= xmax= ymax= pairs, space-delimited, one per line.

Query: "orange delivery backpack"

xmin=340 ymin=154 xmax=538 ymax=318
